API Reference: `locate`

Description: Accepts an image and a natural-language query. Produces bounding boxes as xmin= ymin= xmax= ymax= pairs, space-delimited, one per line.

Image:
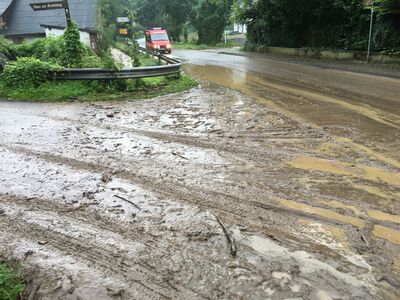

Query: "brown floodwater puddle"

xmin=249 ymin=76 xmax=400 ymax=130
xmin=335 ymin=137 xmax=400 ymax=170
xmin=367 ymin=210 xmax=400 ymax=224
xmin=318 ymin=200 xmax=363 ymax=216
xmin=278 ymin=199 xmax=400 ymax=244
xmin=184 ymin=64 xmax=400 ymax=169
xmin=372 ymin=225 xmax=400 ymax=244
xmin=289 ymin=156 xmax=400 ymax=186
xmin=320 ymin=200 xmax=400 ymax=224
xmin=353 ymin=183 xmax=398 ymax=201
xmin=278 ymin=199 xmax=365 ymax=228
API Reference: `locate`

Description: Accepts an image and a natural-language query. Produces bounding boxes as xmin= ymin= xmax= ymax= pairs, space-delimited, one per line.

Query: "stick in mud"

xmin=114 ymin=194 xmax=141 ymax=211
xmin=213 ymin=213 xmax=237 ymax=256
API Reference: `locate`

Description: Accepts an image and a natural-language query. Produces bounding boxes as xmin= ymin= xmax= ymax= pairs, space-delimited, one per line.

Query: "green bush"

xmin=13 ymin=37 xmax=65 ymax=64
xmin=0 ymin=262 xmax=25 ymax=300
xmin=80 ymin=55 xmax=104 ymax=68
xmin=62 ymin=22 xmax=86 ymax=67
xmin=0 ymin=57 xmax=58 ymax=87
xmin=0 ymin=38 xmax=17 ymax=60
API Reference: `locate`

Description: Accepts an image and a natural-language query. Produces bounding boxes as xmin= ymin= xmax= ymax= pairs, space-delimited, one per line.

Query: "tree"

xmin=233 ymin=0 xmax=400 ymax=51
xmin=98 ymin=0 xmax=131 ymax=50
xmin=131 ymin=0 xmax=193 ymax=42
xmin=63 ymin=22 xmax=85 ymax=66
xmin=159 ymin=0 xmax=194 ymax=41
xmin=191 ymin=0 xmax=231 ymax=44
xmin=372 ymin=0 xmax=400 ymax=50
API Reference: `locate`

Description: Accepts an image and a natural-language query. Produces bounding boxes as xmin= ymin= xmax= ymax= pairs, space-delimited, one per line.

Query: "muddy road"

xmin=1 ymin=50 xmax=400 ymax=299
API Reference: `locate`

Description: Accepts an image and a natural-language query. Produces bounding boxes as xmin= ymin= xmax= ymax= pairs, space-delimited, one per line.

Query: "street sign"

xmin=30 ymin=0 xmax=71 ymax=27
xmin=119 ymin=28 xmax=128 ymax=36
xmin=117 ymin=17 xmax=130 ymax=23
xmin=30 ymin=1 xmax=65 ymax=11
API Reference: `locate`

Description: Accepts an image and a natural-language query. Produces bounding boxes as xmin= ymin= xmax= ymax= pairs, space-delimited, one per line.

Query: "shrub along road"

xmin=0 ymin=49 xmax=399 ymax=299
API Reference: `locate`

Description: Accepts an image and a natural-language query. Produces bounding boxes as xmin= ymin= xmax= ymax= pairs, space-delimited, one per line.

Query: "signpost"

xmin=364 ymin=0 xmax=375 ymax=63
xmin=30 ymin=0 xmax=71 ymax=27
xmin=116 ymin=17 xmax=130 ymax=37
xmin=367 ymin=8 xmax=374 ymax=63
xmin=117 ymin=17 xmax=130 ymax=23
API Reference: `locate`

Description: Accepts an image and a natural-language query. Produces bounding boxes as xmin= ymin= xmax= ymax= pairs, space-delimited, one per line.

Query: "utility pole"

xmin=367 ymin=7 xmax=374 ymax=63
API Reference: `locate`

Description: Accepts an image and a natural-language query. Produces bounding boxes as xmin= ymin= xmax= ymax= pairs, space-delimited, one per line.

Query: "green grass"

xmin=0 ymin=74 xmax=198 ymax=102
xmin=173 ymin=41 xmax=240 ymax=50
xmin=0 ymin=262 xmax=25 ymax=300
xmin=139 ymin=53 xmax=162 ymax=67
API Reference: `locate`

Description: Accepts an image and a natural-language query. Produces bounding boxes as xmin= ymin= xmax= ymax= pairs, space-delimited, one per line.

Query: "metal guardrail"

xmin=52 ymin=47 xmax=181 ymax=81
xmin=138 ymin=46 xmax=181 ymax=65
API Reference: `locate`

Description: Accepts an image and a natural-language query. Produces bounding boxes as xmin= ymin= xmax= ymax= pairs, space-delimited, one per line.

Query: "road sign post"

xmin=367 ymin=8 xmax=374 ymax=63
xmin=30 ymin=0 xmax=72 ymax=27
xmin=63 ymin=0 xmax=72 ymax=27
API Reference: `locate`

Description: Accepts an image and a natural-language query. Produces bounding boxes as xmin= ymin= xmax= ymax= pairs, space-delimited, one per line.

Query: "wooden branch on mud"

xmin=172 ymin=151 xmax=188 ymax=160
xmin=114 ymin=194 xmax=141 ymax=211
xmin=213 ymin=213 xmax=237 ymax=257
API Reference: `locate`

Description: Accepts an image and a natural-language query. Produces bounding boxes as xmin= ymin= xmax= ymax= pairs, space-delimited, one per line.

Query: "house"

xmin=0 ymin=0 xmax=14 ymax=29
xmin=0 ymin=0 xmax=99 ymax=49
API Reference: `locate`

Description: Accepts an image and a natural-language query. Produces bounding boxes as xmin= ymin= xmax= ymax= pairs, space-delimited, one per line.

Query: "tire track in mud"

xmin=4 ymin=142 xmax=399 ymax=254
xmin=1 ymin=143 xmax=387 ymax=257
xmin=248 ymin=79 xmax=400 ymax=130
xmin=46 ymin=115 xmax=323 ymax=161
xmin=0 ymin=196 xmax=207 ymax=299
xmin=1 ymin=192 xmax=382 ymax=299
xmin=0 ymin=217 xmax=174 ymax=299
xmin=0 ymin=144 xmax=353 ymax=227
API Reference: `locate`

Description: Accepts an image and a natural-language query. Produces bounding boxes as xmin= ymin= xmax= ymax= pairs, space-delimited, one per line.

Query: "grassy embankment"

xmin=173 ymin=41 xmax=240 ymax=50
xmin=0 ymin=262 xmax=25 ymax=300
xmin=171 ymin=32 xmax=241 ymax=50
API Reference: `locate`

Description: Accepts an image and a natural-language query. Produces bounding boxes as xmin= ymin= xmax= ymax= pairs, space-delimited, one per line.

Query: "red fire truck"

xmin=145 ymin=28 xmax=172 ymax=54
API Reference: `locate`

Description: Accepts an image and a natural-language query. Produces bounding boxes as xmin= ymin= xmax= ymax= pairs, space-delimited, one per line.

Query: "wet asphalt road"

xmin=174 ymin=48 xmax=400 ymax=161
xmin=0 ymin=48 xmax=400 ymax=299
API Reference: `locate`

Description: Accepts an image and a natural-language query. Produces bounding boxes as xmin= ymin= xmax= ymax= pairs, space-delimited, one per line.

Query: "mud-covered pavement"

xmin=1 ymin=51 xmax=400 ymax=299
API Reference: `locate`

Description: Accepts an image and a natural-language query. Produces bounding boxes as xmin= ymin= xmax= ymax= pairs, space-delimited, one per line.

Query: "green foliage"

xmin=0 ymin=262 xmax=25 ymax=300
xmin=98 ymin=0 xmax=132 ymax=50
xmin=12 ymin=32 xmax=91 ymax=67
xmin=173 ymin=40 xmax=239 ymax=49
xmin=63 ymin=22 xmax=85 ymax=66
xmin=132 ymin=0 xmax=196 ymax=42
xmin=113 ymin=42 xmax=141 ymax=67
xmin=0 ymin=37 xmax=17 ymax=60
xmin=234 ymin=0 xmax=400 ymax=52
xmin=80 ymin=55 xmax=104 ymax=68
xmin=98 ymin=49 xmax=121 ymax=70
xmin=13 ymin=37 xmax=65 ymax=64
xmin=0 ymin=57 xmax=59 ymax=88
xmin=191 ymin=0 xmax=231 ymax=44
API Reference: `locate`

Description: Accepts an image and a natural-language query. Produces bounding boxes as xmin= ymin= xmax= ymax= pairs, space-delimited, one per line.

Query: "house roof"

xmin=0 ymin=0 xmax=14 ymax=16
xmin=1 ymin=0 xmax=98 ymax=37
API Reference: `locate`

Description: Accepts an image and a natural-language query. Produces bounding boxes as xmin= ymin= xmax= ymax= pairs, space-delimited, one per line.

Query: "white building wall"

xmin=45 ymin=27 xmax=91 ymax=48
xmin=233 ymin=23 xmax=247 ymax=34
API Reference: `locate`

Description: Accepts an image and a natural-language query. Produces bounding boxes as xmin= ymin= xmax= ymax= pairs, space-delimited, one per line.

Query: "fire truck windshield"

xmin=151 ymin=33 xmax=169 ymax=41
